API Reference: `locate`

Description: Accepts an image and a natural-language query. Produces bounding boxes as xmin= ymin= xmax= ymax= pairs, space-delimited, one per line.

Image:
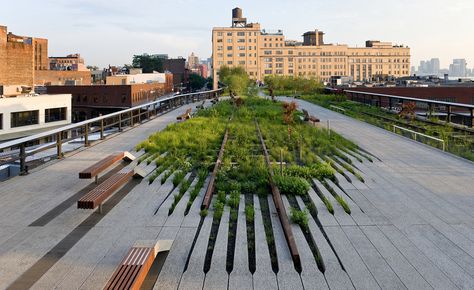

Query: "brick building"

xmin=212 ymin=8 xmax=410 ymax=88
xmin=0 ymin=25 xmax=48 ymax=88
xmin=46 ymin=75 xmax=173 ymax=121
xmin=347 ymin=87 xmax=474 ymax=105
xmin=0 ymin=25 xmax=91 ymax=87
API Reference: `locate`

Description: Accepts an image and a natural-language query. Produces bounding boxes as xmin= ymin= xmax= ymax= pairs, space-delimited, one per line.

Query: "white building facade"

xmin=0 ymin=93 xmax=72 ymax=141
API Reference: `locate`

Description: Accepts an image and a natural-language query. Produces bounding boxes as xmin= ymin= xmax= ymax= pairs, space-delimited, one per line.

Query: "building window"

xmin=227 ymin=39 xmax=232 ymax=43
xmin=237 ymin=39 xmax=245 ymax=43
xmin=227 ymin=32 xmax=232 ymax=36
xmin=264 ymin=70 xmax=273 ymax=74
xmin=217 ymin=32 xmax=223 ymax=36
xmin=238 ymin=46 xmax=245 ymax=50
xmin=227 ymin=46 xmax=233 ymax=50
xmin=239 ymin=61 xmax=245 ymax=65
xmin=239 ymin=53 xmax=245 ymax=57
xmin=217 ymin=39 xmax=223 ymax=43
xmin=264 ymin=51 xmax=272 ymax=55
xmin=11 ymin=110 xmax=39 ymax=128
xmin=45 ymin=107 xmax=67 ymax=123
xmin=227 ymin=61 xmax=233 ymax=65
xmin=237 ymin=32 xmax=245 ymax=36
xmin=217 ymin=46 xmax=223 ymax=51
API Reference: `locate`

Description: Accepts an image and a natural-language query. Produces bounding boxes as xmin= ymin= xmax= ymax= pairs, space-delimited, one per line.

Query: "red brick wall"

xmin=0 ymin=26 xmax=34 ymax=87
xmin=348 ymin=87 xmax=474 ymax=105
xmin=35 ymin=70 xmax=92 ymax=85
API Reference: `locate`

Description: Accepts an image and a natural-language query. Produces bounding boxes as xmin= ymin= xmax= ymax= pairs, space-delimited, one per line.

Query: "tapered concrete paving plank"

xmin=30 ymin=224 xmax=119 ymax=290
xmin=343 ymin=189 xmax=390 ymax=225
xmin=253 ymin=195 xmax=278 ymax=290
xmin=323 ymin=226 xmax=380 ymax=290
xmin=307 ymin=187 xmax=338 ymax=227
xmin=452 ymin=224 xmax=474 ymax=243
xmin=379 ymin=225 xmax=457 ymax=290
xmin=342 ymin=225 xmax=406 ymax=289
xmin=229 ymin=196 xmax=253 ymax=290
xmin=361 ymin=226 xmax=432 ymax=290
xmin=181 ymin=176 xmax=211 ymax=228
xmin=281 ymin=196 xmax=329 ymax=289
xmin=164 ymin=175 xmax=197 ymax=227
xmin=314 ymin=179 xmax=356 ymax=226
xmin=412 ymin=225 xmax=474 ymax=276
xmin=267 ymin=195 xmax=304 ymax=290
xmin=0 ymin=225 xmax=72 ymax=288
xmin=326 ymin=180 xmax=373 ymax=226
xmin=178 ymin=212 xmax=213 ymax=290
xmin=403 ymin=225 xmax=474 ymax=289
xmin=203 ymin=207 xmax=230 ymax=290
xmin=153 ymin=227 xmax=198 ymax=289
xmin=292 ymin=196 xmax=354 ymax=290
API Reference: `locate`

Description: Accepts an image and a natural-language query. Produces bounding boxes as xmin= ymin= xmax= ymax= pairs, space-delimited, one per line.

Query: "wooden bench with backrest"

xmin=302 ymin=109 xmax=320 ymax=125
xmin=196 ymin=100 xmax=205 ymax=109
xmin=176 ymin=108 xmax=192 ymax=121
xmin=78 ymin=167 xmax=146 ymax=212
xmin=79 ymin=152 xmax=135 ymax=184
xmin=103 ymin=240 xmax=173 ymax=290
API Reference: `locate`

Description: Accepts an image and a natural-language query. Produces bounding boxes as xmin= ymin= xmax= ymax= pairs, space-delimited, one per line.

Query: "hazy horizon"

xmin=3 ymin=0 xmax=473 ymax=69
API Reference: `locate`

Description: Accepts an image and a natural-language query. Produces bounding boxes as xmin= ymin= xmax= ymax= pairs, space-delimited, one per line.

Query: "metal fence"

xmin=0 ymin=89 xmax=223 ymax=175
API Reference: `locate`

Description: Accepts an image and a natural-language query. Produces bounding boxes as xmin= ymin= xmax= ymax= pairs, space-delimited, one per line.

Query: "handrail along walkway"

xmin=0 ymin=89 xmax=223 ymax=175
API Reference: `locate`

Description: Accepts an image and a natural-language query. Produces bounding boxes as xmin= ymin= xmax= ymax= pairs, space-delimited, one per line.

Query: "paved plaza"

xmin=1 ymin=99 xmax=473 ymax=289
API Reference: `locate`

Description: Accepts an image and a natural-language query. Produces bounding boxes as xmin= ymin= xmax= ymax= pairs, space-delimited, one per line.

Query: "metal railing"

xmin=343 ymin=89 xmax=474 ymax=128
xmin=329 ymin=105 xmax=346 ymax=113
xmin=0 ymin=88 xmax=223 ymax=175
xmin=392 ymin=125 xmax=446 ymax=151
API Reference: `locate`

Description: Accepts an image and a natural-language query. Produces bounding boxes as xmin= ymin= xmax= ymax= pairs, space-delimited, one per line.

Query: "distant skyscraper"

xmin=187 ymin=52 xmax=199 ymax=69
xmin=449 ymin=59 xmax=467 ymax=77
xmin=430 ymin=58 xmax=440 ymax=75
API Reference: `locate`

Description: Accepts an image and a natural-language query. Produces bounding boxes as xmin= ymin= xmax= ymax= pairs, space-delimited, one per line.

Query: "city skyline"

xmin=2 ymin=0 xmax=474 ymax=69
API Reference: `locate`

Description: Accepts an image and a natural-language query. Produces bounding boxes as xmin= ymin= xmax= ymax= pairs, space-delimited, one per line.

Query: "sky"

xmin=3 ymin=0 xmax=473 ymax=69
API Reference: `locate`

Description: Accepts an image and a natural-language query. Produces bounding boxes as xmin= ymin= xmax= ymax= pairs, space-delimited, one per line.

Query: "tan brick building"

xmin=0 ymin=25 xmax=91 ymax=87
xmin=212 ymin=8 xmax=411 ymax=88
xmin=0 ymin=25 xmax=48 ymax=88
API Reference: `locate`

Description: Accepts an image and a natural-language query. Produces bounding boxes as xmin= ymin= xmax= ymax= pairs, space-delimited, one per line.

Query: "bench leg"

xmin=95 ymin=175 xmax=98 ymax=185
xmin=99 ymin=204 xmax=103 ymax=214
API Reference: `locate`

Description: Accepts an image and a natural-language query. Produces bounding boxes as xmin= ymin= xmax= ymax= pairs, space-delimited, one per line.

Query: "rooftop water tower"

xmin=232 ymin=7 xmax=247 ymax=27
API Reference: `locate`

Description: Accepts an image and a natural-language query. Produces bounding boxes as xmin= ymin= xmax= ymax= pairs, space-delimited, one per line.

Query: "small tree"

xmin=282 ymin=101 xmax=298 ymax=125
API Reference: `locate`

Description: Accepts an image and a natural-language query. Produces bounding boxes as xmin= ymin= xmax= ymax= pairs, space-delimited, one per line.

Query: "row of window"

xmin=217 ymin=31 xmax=259 ymax=37
xmin=0 ymin=108 xmax=67 ymax=129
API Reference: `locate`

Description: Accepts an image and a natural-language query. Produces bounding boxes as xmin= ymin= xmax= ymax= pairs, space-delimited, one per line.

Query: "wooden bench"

xmin=302 ymin=109 xmax=320 ymax=125
xmin=196 ymin=100 xmax=205 ymax=109
xmin=176 ymin=108 xmax=192 ymax=121
xmin=79 ymin=152 xmax=135 ymax=184
xmin=78 ymin=167 xmax=145 ymax=212
xmin=104 ymin=240 xmax=173 ymax=290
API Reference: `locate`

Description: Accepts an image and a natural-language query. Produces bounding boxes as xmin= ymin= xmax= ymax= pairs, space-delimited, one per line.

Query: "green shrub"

xmin=274 ymin=175 xmax=310 ymax=196
xmin=321 ymin=195 xmax=334 ymax=214
xmin=290 ymin=207 xmax=309 ymax=231
xmin=214 ymin=200 xmax=225 ymax=219
xmin=172 ymin=170 xmax=185 ymax=187
xmin=335 ymin=195 xmax=351 ymax=214
xmin=217 ymin=190 xmax=226 ymax=204
xmin=200 ymin=209 xmax=208 ymax=217
xmin=245 ymin=204 xmax=255 ymax=222
xmin=228 ymin=190 xmax=240 ymax=209
xmin=311 ymin=162 xmax=335 ymax=180
xmin=179 ymin=180 xmax=191 ymax=195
